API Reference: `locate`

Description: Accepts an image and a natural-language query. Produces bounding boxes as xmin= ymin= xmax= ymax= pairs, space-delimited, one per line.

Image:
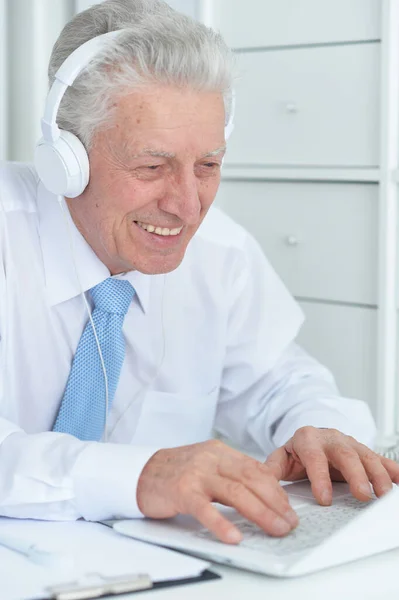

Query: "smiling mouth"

xmin=134 ymin=221 xmax=183 ymax=237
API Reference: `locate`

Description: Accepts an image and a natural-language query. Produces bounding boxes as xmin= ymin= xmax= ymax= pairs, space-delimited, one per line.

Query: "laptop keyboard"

xmin=197 ymin=495 xmax=372 ymax=556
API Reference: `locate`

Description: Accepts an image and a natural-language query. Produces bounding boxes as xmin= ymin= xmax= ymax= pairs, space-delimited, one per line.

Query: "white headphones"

xmin=35 ymin=30 xmax=235 ymax=199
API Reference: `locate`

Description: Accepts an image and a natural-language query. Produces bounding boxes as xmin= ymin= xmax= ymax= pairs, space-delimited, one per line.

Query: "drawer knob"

xmin=285 ymin=102 xmax=298 ymax=114
xmin=286 ymin=235 xmax=299 ymax=246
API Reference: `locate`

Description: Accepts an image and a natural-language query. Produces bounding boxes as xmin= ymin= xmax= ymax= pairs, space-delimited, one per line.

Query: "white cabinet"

xmin=209 ymin=0 xmax=381 ymax=48
xmin=227 ymin=44 xmax=380 ymax=167
xmin=216 ymin=181 xmax=378 ymax=305
xmin=297 ymin=302 xmax=377 ymax=414
xmin=203 ymin=0 xmax=399 ymax=443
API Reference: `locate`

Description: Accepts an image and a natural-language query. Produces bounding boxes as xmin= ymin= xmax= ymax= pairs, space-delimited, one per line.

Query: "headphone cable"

xmin=57 ymin=195 xmax=110 ymax=442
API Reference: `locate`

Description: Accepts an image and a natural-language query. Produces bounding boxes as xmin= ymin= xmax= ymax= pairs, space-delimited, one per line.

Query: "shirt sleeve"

xmin=0 ymin=422 xmax=160 ymax=521
xmin=262 ymin=343 xmax=376 ymax=450
xmin=214 ymin=234 xmax=376 ymax=457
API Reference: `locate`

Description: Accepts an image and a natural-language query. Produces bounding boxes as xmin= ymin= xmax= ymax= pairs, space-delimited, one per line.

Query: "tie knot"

xmin=90 ymin=278 xmax=135 ymax=315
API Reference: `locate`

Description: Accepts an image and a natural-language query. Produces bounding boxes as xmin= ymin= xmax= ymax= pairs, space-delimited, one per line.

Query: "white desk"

xmin=130 ymin=547 xmax=399 ymax=600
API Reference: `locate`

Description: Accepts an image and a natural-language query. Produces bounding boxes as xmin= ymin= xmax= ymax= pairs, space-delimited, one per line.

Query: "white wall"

xmin=0 ymin=0 xmax=7 ymax=160
xmin=1 ymin=0 xmax=199 ymax=162
xmin=75 ymin=0 xmax=198 ymax=18
xmin=6 ymin=0 xmax=74 ymax=161
xmin=165 ymin=0 xmax=197 ymax=18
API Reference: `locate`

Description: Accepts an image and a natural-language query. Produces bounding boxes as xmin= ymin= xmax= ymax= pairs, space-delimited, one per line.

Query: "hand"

xmin=265 ymin=426 xmax=399 ymax=505
xmin=136 ymin=439 xmax=299 ymax=544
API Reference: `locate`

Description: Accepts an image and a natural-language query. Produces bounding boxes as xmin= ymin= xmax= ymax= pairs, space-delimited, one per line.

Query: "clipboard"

xmin=33 ymin=569 xmax=220 ymax=599
xmin=0 ymin=518 xmax=220 ymax=600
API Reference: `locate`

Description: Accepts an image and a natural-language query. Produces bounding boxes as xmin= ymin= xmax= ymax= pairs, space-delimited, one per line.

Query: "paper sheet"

xmin=0 ymin=517 xmax=209 ymax=600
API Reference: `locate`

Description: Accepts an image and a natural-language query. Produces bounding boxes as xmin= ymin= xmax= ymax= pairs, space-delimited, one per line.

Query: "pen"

xmin=0 ymin=533 xmax=74 ymax=568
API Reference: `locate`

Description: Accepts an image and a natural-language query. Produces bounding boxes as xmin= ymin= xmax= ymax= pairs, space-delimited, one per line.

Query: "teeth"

xmin=136 ymin=222 xmax=182 ymax=236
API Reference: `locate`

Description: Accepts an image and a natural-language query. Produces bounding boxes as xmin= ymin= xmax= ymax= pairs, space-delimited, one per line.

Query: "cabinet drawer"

xmin=216 ymin=180 xmax=378 ymax=305
xmin=297 ymin=301 xmax=377 ymax=415
xmin=226 ymin=44 xmax=380 ymax=167
xmin=209 ymin=0 xmax=381 ymax=48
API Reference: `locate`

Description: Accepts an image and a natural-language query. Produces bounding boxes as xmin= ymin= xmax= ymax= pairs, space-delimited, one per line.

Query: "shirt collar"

xmin=37 ymin=182 xmax=151 ymax=312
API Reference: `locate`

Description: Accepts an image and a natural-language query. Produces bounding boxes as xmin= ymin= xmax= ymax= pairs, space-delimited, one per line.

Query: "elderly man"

xmin=0 ymin=0 xmax=398 ymax=545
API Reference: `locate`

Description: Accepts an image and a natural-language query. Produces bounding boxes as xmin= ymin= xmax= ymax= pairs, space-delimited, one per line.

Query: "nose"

xmin=158 ymin=168 xmax=201 ymax=225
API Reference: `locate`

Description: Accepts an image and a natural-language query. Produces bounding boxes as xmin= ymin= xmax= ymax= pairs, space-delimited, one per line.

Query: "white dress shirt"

xmin=0 ymin=162 xmax=376 ymax=521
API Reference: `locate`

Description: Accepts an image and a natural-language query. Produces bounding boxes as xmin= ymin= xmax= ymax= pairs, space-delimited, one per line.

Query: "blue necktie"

xmin=53 ymin=278 xmax=135 ymax=441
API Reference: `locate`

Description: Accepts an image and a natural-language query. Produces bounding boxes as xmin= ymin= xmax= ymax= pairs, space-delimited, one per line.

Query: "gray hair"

xmin=48 ymin=0 xmax=235 ymax=150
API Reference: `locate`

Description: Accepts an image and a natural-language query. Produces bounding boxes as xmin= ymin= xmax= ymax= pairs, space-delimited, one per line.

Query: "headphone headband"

xmin=41 ymin=31 xmax=122 ymax=143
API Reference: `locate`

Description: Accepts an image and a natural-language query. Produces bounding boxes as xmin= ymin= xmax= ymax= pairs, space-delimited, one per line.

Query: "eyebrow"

xmin=129 ymin=146 xmax=227 ymax=160
xmin=132 ymin=149 xmax=176 ymax=159
xmin=201 ymin=146 xmax=226 ymax=158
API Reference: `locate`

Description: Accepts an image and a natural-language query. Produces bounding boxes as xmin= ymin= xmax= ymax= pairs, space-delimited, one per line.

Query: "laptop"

xmin=113 ymin=481 xmax=399 ymax=577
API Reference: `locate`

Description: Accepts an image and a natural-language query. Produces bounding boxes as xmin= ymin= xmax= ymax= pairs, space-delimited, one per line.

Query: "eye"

xmin=203 ymin=162 xmax=220 ymax=169
xmin=146 ymin=165 xmax=161 ymax=170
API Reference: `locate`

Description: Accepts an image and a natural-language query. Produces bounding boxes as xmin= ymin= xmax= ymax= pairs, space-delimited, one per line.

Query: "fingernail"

xmin=284 ymin=509 xmax=299 ymax=527
xmin=273 ymin=517 xmax=292 ymax=535
xmin=225 ymin=528 xmax=242 ymax=544
xmin=359 ymin=483 xmax=373 ymax=498
xmin=320 ymin=489 xmax=332 ymax=505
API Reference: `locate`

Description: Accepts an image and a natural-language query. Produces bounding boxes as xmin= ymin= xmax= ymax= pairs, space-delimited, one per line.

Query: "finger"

xmin=360 ymin=450 xmax=395 ymax=497
xmin=264 ymin=447 xmax=288 ymax=481
xmin=380 ymin=456 xmax=399 ymax=484
xmin=189 ymin=493 xmax=243 ymax=544
xmin=285 ymin=442 xmax=334 ymax=506
xmin=207 ymin=475 xmax=296 ymax=537
xmin=229 ymin=455 xmax=298 ymax=526
xmin=241 ymin=471 xmax=299 ymax=528
xmin=327 ymin=445 xmax=373 ymax=501
xmin=266 ymin=445 xmax=313 ymax=482
xmin=221 ymin=454 xmax=298 ymax=527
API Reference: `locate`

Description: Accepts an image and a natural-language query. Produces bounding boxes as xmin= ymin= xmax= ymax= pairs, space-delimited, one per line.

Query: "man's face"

xmin=67 ymin=84 xmax=226 ymax=275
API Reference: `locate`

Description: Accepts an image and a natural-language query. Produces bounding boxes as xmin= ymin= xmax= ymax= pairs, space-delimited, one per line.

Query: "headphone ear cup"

xmin=34 ymin=130 xmax=90 ymax=198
